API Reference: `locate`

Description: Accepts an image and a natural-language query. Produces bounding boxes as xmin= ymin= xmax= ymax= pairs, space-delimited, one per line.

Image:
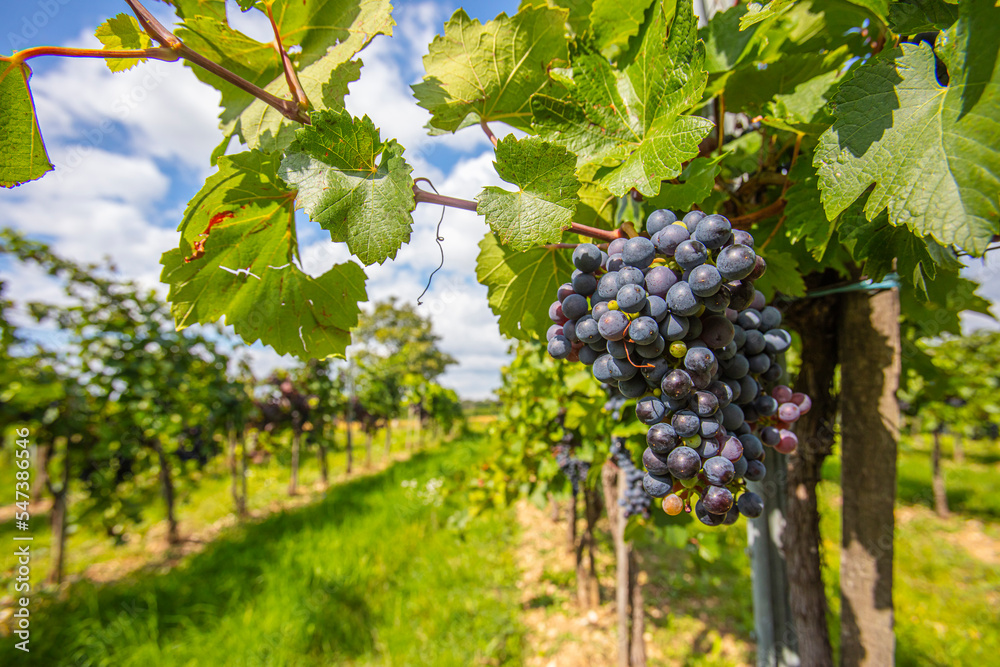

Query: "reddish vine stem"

xmin=760 ymin=133 xmax=804 ymax=250
xmin=730 ymin=199 xmax=786 ymax=230
xmin=264 ymin=3 xmax=309 ymax=108
xmin=412 ymin=185 xmax=624 ymax=242
xmin=481 ymin=120 xmax=499 ymax=148
xmin=124 ymin=0 xmax=181 ymax=48
xmin=3 ymin=46 xmax=178 ymax=64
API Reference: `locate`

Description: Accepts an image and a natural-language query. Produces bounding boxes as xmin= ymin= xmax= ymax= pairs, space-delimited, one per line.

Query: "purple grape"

xmin=651 ymin=224 xmax=690 ymax=257
xmin=667 ymin=446 xmax=702 ymax=479
xmin=646 ymin=209 xmax=677 ymax=235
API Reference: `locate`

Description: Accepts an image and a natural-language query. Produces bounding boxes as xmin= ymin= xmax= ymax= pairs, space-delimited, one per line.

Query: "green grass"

xmin=0 ymin=425 xmax=413 ymax=589
xmin=0 ymin=436 xmax=524 ymax=667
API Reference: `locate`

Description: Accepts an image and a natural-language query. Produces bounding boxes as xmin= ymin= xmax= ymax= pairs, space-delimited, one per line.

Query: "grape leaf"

xmin=837 ymin=199 xmax=961 ymax=300
xmin=645 ymin=155 xmax=724 ymax=212
xmin=782 ymin=159 xmax=837 ymax=261
xmin=740 ymin=0 xmax=796 ymax=29
xmin=589 ymin=0 xmax=656 ymax=58
xmin=532 ymin=0 xmax=712 ymax=197
xmin=95 ymin=13 xmax=153 ymax=72
xmin=412 ymin=5 xmax=569 ymax=133
xmin=701 ymin=4 xmax=761 ymax=73
xmin=815 ymin=3 xmax=1000 ymax=254
xmin=753 ymin=250 xmax=806 ymax=299
xmin=887 ymin=0 xmax=959 ymax=34
xmin=240 ymin=57 xmax=361 ymax=153
xmin=574 ymin=164 xmax=616 ymax=229
xmin=0 ymin=62 xmax=52 ymax=188
xmin=279 ymin=109 xmax=415 ymax=265
xmin=724 ymin=48 xmax=850 ymax=123
xmin=477 ymin=136 xmax=580 ymax=250
xmin=519 ymin=0 xmax=595 ymax=36
xmin=177 ymin=0 xmax=392 ymax=127
xmin=476 ymin=232 xmax=574 ymax=340
xmin=160 ymin=150 xmax=367 ymax=359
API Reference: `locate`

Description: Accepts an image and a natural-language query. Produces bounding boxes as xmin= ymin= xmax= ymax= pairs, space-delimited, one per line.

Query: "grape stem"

xmin=3 ymin=0 xmax=311 ymax=126
xmin=480 ymin=120 xmax=499 ymax=149
xmin=411 ymin=184 xmax=624 ymax=242
xmin=264 ymin=3 xmax=310 ymax=108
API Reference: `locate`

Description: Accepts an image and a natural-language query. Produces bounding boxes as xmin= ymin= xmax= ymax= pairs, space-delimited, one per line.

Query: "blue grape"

xmin=608 ymin=356 xmax=638 ymax=381
xmin=744 ymin=329 xmax=766 ymax=355
xmin=675 ymin=239 xmax=709 ymax=269
xmin=644 ymin=266 xmax=678 ymax=297
xmin=682 ymin=210 xmax=706 ymax=230
xmin=636 ymin=397 xmax=667 ymax=425
xmin=643 ymin=295 xmax=669 ymax=321
xmin=698 ymin=434 xmax=721 ymax=458
xmin=636 ymin=335 xmax=666 ymax=358
xmin=562 ymin=294 xmax=589 ymax=320
xmin=591 ymin=301 xmax=611 ymax=321
xmin=733 ymin=455 xmax=749 ymax=478
xmin=571 ymin=270 xmax=597 ymax=296
xmin=720 ymin=435 xmax=744 ymax=461
xmin=748 ymin=352 xmax=771 ymax=375
xmin=737 ymin=491 xmax=764 ymax=518
xmin=546 ymin=324 xmax=563 ymax=341
xmin=745 ymin=459 xmax=766 ymax=482
xmin=548 ymin=335 xmax=571 ymax=359
xmin=738 ymin=376 xmax=759 ymax=404
xmin=700 ymin=315 xmax=735 ymax=349
xmin=695 ymin=499 xmax=725 ymax=525
xmin=717 ymin=244 xmax=756 ymax=281
xmin=671 ymin=410 xmax=701 ymax=438
xmin=646 ymin=209 xmax=677 ymax=235
xmin=722 ymin=354 xmax=749 ymax=379
xmin=684 ymin=346 xmax=715 ymax=373
xmin=703 ymin=485 xmax=734 ymax=514
xmin=557 ymin=283 xmax=575 ymax=301
xmin=728 ymin=280 xmax=756 ymax=310
xmin=748 ymin=255 xmax=767 ymax=280
xmin=660 ymin=313 xmax=690 ymax=340
xmin=576 ymin=317 xmax=602 ymax=344
xmin=690 ymin=390 xmax=719 ymax=418
xmin=618 ymin=374 xmax=648 ymax=398
xmin=606 ymin=339 xmax=631 ymax=359
xmin=666 ymin=282 xmax=701 ymax=316
xmin=617 ymin=284 xmax=647 ymax=313
xmin=628 ymin=316 xmax=659 ymax=345
xmin=661 ymin=369 xmax=694 ymax=399
xmin=704 ymin=456 xmax=735 ymax=486
xmin=651 ymin=224 xmax=690 ymax=257
xmin=572 ymin=243 xmax=603 ymax=272
xmin=739 ymin=433 xmax=764 ymax=461
xmin=608 ymin=237 xmax=627 ymax=256
xmin=760 ymin=306 xmax=782 ymax=331
xmin=642 ymin=447 xmax=671 ymax=476
xmin=579 ymin=345 xmax=600 ymax=365
xmin=598 ymin=310 xmax=629 ymax=341
xmin=623 ymin=237 xmax=656 ymax=268
xmin=754 ymin=394 xmax=779 ymax=417
xmin=762 ymin=363 xmax=783 ymax=383
xmin=641 ymin=357 xmax=672 ymax=384
xmin=760 ymin=426 xmax=780 ymax=447
xmin=720 ymin=403 xmax=745 ymax=430
xmin=607 ymin=253 xmax=625 ymax=271
xmin=667 ymin=446 xmax=701 ymax=479
xmin=616 ymin=266 xmax=646 ymax=289
xmin=764 ymin=329 xmax=792 ymax=353
xmin=647 ymin=423 xmax=679 ymax=454
xmin=702 ymin=288 xmax=731 ymax=312
xmin=732 ymin=229 xmax=754 ymax=248
xmin=688 ymin=264 xmax=722 ymax=297
xmin=693 ymin=214 xmax=733 ymax=250
xmin=643 ymin=472 xmax=674 ymax=498
xmin=599 ymin=276 xmax=622 ymax=304
xmin=593 ymin=355 xmax=614 ymax=382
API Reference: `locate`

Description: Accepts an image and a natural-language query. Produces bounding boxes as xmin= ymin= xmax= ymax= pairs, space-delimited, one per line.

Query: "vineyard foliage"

xmin=1 ymin=0 xmax=995 ymax=362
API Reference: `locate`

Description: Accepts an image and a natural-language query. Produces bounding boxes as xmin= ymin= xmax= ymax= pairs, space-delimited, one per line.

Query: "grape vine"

xmin=546 ymin=208 xmax=812 ymax=525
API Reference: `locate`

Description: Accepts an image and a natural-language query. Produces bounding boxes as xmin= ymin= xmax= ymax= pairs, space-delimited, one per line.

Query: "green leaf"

xmin=279 ymin=109 xmax=415 ymax=266
xmin=177 ymin=0 xmax=392 ymax=127
xmin=160 ymin=150 xmax=367 ymax=359
xmin=740 ymin=0 xmax=796 ymax=29
xmin=0 ymin=62 xmax=52 ymax=188
xmin=589 ymin=0 xmax=656 ymax=58
xmin=815 ymin=5 xmax=1000 ymax=255
xmin=476 ymin=232 xmax=575 ymax=340
xmin=412 ymin=6 xmax=569 ymax=133
xmin=239 ymin=57 xmax=362 ymax=153
xmin=887 ymin=0 xmax=959 ymax=34
xmin=837 ymin=195 xmax=961 ymax=300
xmin=645 ymin=155 xmax=724 ymax=213
xmin=477 ymin=136 xmax=579 ymax=250
xmin=701 ymin=4 xmax=762 ymax=73
xmin=724 ymin=47 xmax=850 ymax=123
xmin=752 ymin=250 xmax=806 ymax=299
xmin=94 ymin=13 xmax=153 ymax=72
xmin=783 ymin=159 xmax=837 ymax=261
xmin=533 ymin=0 xmax=713 ymax=196
xmin=573 ymin=165 xmax=616 ymax=229
xmin=520 ymin=0 xmax=595 ymax=36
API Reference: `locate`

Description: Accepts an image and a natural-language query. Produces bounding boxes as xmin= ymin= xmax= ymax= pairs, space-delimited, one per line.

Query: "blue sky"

xmin=2 ymin=0 xmax=998 ymax=399
xmin=0 ymin=0 xmax=526 ymax=399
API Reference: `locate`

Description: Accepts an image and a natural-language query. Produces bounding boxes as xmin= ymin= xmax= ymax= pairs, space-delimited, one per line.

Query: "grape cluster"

xmin=546 ymin=208 xmax=813 ymax=526
xmin=610 ymin=439 xmax=652 ymax=519
xmin=553 ymin=433 xmax=590 ymax=494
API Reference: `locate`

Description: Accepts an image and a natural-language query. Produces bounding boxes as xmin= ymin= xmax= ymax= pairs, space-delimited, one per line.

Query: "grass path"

xmin=0 ymin=436 xmax=524 ymax=667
